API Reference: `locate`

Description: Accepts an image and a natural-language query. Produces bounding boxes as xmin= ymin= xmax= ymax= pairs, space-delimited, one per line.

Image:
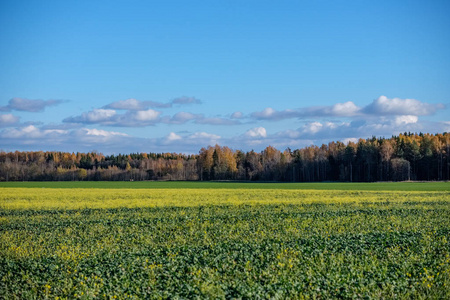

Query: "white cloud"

xmin=270 ymin=121 xmax=352 ymax=141
xmin=64 ymin=108 xmax=162 ymax=127
xmin=0 ymin=98 xmax=66 ymax=112
xmin=84 ymin=128 xmax=129 ymax=137
xmin=302 ymin=122 xmax=324 ymax=134
xmin=0 ymin=125 xmax=219 ymax=154
xmin=106 ymin=98 xmax=142 ymax=110
xmin=251 ymin=107 xmax=303 ymax=121
xmin=166 ymin=112 xmax=200 ymax=124
xmin=6 ymin=125 xmax=40 ymax=138
xmin=65 ymin=95 xmax=240 ymax=127
xmin=394 ymin=115 xmax=418 ymax=126
xmin=188 ymin=132 xmax=221 ymax=140
xmin=442 ymin=121 xmax=450 ymax=132
xmin=86 ymin=109 xmax=117 ymax=122
xmin=195 ymin=117 xmax=240 ymax=125
xmin=329 ymin=101 xmax=361 ymax=116
xmin=275 ymin=129 xmax=301 ymax=139
xmin=40 ymin=123 xmax=83 ymax=130
xmin=251 ymin=102 xmax=361 ymax=121
xmin=224 ymin=115 xmax=443 ymax=152
xmin=0 ymin=114 xmax=20 ymax=127
xmin=64 ymin=128 xmax=134 ymax=150
xmin=66 ymin=108 xmax=242 ymax=127
xmin=134 ymin=109 xmax=160 ymax=121
xmin=251 ymin=107 xmax=278 ymax=120
xmin=166 ymin=132 xmax=182 ymax=141
xmin=2 ymin=115 xmax=449 ymax=155
xmin=0 ymin=126 xmax=133 ymax=152
xmin=231 ymin=111 xmax=243 ymax=119
xmin=171 ymin=96 xmax=202 ymax=105
xmin=259 ymin=107 xmax=276 ymax=118
xmin=245 ymin=127 xmax=267 ymax=138
xmin=161 ymin=131 xmax=221 ymax=149
xmin=162 ymin=112 xmax=240 ymax=125
xmin=294 ymin=102 xmax=362 ymax=118
xmin=364 ymin=95 xmax=444 ymax=116
xmin=249 ymin=96 xmax=444 ymax=122
xmin=102 ymin=96 xmax=203 ymax=111
xmin=269 ymin=115 xmax=427 ymax=142
xmin=64 ymin=109 xmax=116 ymax=123
xmin=2 ymin=94 xmax=448 ymax=154
xmin=0 ymin=125 xmax=69 ymax=139
xmin=104 ymin=98 xmax=171 ymax=110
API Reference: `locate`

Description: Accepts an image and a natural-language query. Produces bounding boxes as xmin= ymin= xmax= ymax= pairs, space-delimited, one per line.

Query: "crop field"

xmin=1 ymin=183 xmax=450 ymax=298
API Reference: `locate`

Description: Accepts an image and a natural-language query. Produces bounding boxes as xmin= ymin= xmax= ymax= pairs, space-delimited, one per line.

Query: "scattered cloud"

xmin=65 ymin=107 xmax=240 ymax=127
xmin=163 ymin=112 xmax=241 ymax=126
xmin=2 ymin=94 xmax=447 ymax=153
xmin=134 ymin=109 xmax=161 ymax=121
xmin=2 ymin=116 xmax=449 ymax=154
xmin=250 ymin=96 xmax=444 ymax=122
xmin=251 ymin=107 xmax=294 ymax=121
xmin=171 ymin=96 xmax=202 ymax=105
xmin=251 ymin=101 xmax=361 ymax=121
xmin=102 ymin=96 xmax=202 ymax=111
xmin=0 ymin=97 xmax=67 ymax=112
xmin=164 ymin=112 xmax=201 ymax=124
xmin=67 ymin=95 xmax=444 ymax=129
xmin=302 ymin=122 xmax=325 ymax=134
xmin=40 ymin=123 xmax=85 ymax=130
xmin=163 ymin=131 xmax=221 ymax=149
xmin=0 ymin=114 xmax=20 ymax=127
xmin=327 ymin=101 xmax=361 ymax=116
xmin=394 ymin=115 xmax=418 ymax=126
xmin=0 ymin=125 xmax=68 ymax=139
xmin=245 ymin=127 xmax=267 ymax=138
xmin=293 ymin=102 xmax=361 ymax=118
xmin=189 ymin=132 xmax=221 ymax=140
xmin=0 ymin=125 xmax=134 ymax=152
xmin=272 ymin=116 xmax=425 ymax=142
xmin=63 ymin=108 xmax=162 ymax=126
xmin=363 ymin=95 xmax=444 ymax=116
xmin=227 ymin=114 xmax=446 ymax=151
xmin=165 ymin=113 xmax=241 ymax=125
xmin=231 ymin=111 xmax=243 ymax=119
xmin=82 ymin=128 xmax=129 ymax=137
xmin=443 ymin=121 xmax=450 ymax=132
xmin=104 ymin=98 xmax=171 ymax=110
xmin=300 ymin=121 xmax=348 ymax=137
xmin=195 ymin=117 xmax=240 ymax=125
xmin=64 ymin=109 xmax=117 ymax=124
xmin=166 ymin=132 xmax=182 ymax=141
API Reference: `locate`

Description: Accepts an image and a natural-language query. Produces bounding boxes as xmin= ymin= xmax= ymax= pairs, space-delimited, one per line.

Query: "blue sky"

xmin=1 ymin=0 xmax=449 ymax=154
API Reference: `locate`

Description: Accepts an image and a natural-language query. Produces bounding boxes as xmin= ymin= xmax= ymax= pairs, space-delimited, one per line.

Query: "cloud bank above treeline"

xmin=0 ymin=95 xmax=448 ymax=154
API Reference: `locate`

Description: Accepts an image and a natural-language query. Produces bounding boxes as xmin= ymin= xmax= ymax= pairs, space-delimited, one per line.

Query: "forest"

xmin=0 ymin=132 xmax=449 ymax=182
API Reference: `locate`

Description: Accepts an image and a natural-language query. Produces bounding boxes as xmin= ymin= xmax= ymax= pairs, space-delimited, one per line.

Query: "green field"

xmin=1 ymin=180 xmax=449 ymax=191
xmin=1 ymin=183 xmax=450 ymax=298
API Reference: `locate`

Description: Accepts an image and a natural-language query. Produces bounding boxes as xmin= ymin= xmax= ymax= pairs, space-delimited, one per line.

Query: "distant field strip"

xmin=1 ymin=187 xmax=450 ymax=298
xmin=0 ymin=181 xmax=449 ymax=191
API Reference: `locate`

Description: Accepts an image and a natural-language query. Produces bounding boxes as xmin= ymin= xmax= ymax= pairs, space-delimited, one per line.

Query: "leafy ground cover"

xmin=1 ymin=187 xmax=449 ymax=298
xmin=0 ymin=181 xmax=449 ymax=191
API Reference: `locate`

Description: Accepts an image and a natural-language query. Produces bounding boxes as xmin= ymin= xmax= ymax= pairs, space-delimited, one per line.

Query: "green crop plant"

xmin=1 ymin=185 xmax=449 ymax=298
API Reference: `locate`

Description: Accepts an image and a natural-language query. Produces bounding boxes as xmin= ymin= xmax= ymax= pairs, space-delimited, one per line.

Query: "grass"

xmin=0 ymin=180 xmax=449 ymax=191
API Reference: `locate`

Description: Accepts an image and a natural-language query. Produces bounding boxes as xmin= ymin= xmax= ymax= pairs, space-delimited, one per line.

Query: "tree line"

xmin=1 ymin=132 xmax=449 ymax=182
